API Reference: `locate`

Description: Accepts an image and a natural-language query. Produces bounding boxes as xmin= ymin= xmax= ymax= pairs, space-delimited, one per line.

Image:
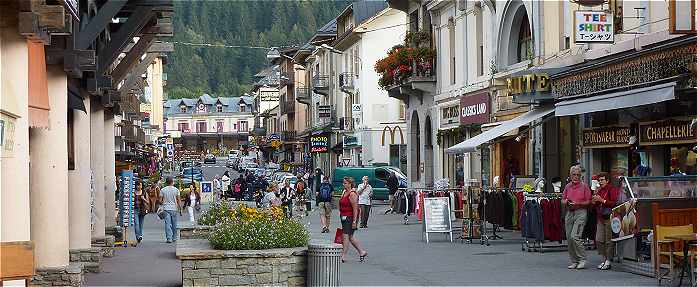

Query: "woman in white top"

xmin=221 ymin=171 xmax=231 ymax=199
xmin=357 ymin=176 xmax=373 ymax=228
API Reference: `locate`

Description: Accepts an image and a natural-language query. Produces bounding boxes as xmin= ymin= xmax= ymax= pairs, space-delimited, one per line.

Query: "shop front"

xmin=552 ymin=37 xmax=697 ymax=276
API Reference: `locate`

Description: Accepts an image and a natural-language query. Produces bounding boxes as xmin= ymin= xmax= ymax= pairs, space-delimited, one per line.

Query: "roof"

xmin=163 ymin=94 xmax=255 ymax=116
xmin=317 ymin=18 xmax=338 ymax=36
xmin=253 ymin=65 xmax=280 ymax=88
xmin=353 ymin=1 xmax=387 ymax=26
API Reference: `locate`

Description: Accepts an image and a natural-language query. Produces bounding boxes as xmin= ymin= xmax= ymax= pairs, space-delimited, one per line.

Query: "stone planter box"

xmin=176 ymin=239 xmax=307 ymax=287
xmin=178 ymin=222 xmax=213 ymax=239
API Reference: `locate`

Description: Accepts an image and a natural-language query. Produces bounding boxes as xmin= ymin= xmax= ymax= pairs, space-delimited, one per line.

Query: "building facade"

xmin=163 ymin=94 xmax=255 ymax=153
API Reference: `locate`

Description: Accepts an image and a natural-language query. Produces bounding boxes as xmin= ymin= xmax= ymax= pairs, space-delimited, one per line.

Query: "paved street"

xmin=87 ymin=162 xmax=656 ymax=286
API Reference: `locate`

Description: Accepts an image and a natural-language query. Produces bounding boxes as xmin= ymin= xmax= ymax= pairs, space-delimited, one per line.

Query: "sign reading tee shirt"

xmin=575 ymin=11 xmax=614 ymax=43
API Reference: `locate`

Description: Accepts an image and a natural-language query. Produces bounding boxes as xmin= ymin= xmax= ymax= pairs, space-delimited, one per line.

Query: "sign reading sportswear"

xmin=582 ymin=126 xmax=631 ymax=148
xmin=575 ymin=11 xmax=614 ymax=43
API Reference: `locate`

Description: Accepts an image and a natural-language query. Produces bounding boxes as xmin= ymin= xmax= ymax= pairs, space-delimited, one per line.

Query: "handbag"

xmin=156 ymin=206 xmax=166 ymax=220
xmin=334 ymin=228 xmax=343 ymax=244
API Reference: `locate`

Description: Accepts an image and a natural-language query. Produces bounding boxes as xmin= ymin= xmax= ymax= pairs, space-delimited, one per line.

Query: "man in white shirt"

xmin=160 ymin=177 xmax=181 ymax=243
xmin=357 ymin=176 xmax=373 ymax=228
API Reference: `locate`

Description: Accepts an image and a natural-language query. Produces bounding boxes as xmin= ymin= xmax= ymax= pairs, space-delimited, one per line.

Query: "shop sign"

xmin=575 ymin=11 xmax=614 ymax=43
xmin=318 ymin=105 xmax=331 ymax=118
xmin=506 ymin=73 xmax=550 ymax=96
xmin=118 ymin=170 xmax=134 ymax=228
xmin=343 ymin=135 xmax=358 ymax=147
xmin=611 ymin=198 xmax=638 ymax=242
xmin=351 ymin=104 xmax=362 ymax=119
xmin=460 ymin=92 xmax=490 ymax=125
xmin=0 ymin=113 xmax=16 ymax=158
xmin=423 ymin=197 xmax=453 ymax=243
xmin=639 ymin=119 xmax=697 ymax=146
xmin=582 ymin=126 xmax=631 ymax=148
xmin=440 ymin=104 xmax=459 ymax=126
xmin=310 ymin=134 xmax=329 ymax=153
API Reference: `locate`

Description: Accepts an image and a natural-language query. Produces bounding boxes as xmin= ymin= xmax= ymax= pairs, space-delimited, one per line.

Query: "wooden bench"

xmin=0 ymin=241 xmax=34 ymax=286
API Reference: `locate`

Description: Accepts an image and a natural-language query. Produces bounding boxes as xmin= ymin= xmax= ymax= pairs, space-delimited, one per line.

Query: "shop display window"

xmin=621 ymin=176 xmax=697 ymax=200
xmin=670 ymin=146 xmax=697 ymax=175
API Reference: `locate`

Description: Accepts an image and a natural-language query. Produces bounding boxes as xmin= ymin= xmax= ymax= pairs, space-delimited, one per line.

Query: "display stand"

xmin=422 ymin=197 xmax=453 ymax=243
xmin=461 ymin=185 xmax=487 ymax=245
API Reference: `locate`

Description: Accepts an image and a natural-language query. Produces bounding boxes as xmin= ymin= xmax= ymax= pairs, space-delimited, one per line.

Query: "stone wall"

xmin=31 ymin=263 xmax=84 ymax=287
xmin=91 ymin=235 xmax=115 ymax=258
xmin=178 ymin=223 xmax=212 ymax=240
xmin=69 ymin=248 xmax=102 ymax=273
xmin=177 ymin=239 xmax=307 ymax=287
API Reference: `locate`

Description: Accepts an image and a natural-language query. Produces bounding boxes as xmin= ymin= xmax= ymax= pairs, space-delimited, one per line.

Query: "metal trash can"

xmin=307 ymin=242 xmax=342 ymax=286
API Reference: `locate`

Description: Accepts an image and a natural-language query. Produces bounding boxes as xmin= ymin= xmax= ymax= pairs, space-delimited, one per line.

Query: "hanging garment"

xmin=511 ymin=194 xmax=518 ymax=230
xmin=521 ymin=200 xmax=544 ymax=241
xmin=503 ymin=192 xmax=513 ymax=229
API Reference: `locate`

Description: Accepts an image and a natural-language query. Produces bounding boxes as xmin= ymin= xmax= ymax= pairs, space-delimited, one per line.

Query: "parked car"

xmin=203 ymin=154 xmax=216 ymax=164
xmin=179 ymin=167 xmax=204 ymax=182
xmin=240 ymin=161 xmax=258 ymax=172
xmin=229 ymin=149 xmax=240 ymax=158
xmin=331 ymin=166 xmax=407 ymax=200
xmin=254 ymin=168 xmax=266 ymax=177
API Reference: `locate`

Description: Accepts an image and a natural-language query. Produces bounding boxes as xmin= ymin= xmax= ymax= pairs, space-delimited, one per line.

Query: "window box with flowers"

xmin=375 ymin=31 xmax=437 ymax=91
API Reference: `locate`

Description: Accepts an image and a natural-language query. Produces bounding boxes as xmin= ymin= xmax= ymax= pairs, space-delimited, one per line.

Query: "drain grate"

xmin=472 ymin=252 xmax=508 ymax=256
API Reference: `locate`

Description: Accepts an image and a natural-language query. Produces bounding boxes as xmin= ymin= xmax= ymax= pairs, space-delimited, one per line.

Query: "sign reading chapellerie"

xmin=639 ymin=119 xmax=697 ymax=145
xmin=460 ymin=92 xmax=490 ymax=125
xmin=310 ymin=134 xmax=329 ymax=153
xmin=583 ymin=126 xmax=631 ymax=148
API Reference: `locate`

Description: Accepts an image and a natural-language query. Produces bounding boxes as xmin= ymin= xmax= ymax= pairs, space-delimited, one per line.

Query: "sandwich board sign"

xmin=423 ymin=197 xmax=453 ymax=243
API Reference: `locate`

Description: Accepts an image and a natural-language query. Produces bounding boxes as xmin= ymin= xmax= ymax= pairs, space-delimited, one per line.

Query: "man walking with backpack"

xmin=316 ymin=175 xmax=333 ymax=233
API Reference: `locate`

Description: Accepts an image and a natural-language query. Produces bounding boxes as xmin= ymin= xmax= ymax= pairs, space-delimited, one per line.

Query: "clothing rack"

xmin=520 ymin=192 xmax=565 ymax=253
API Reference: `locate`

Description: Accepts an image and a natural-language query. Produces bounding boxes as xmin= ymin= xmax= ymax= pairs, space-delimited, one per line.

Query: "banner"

xmin=118 ymin=170 xmax=135 ymax=228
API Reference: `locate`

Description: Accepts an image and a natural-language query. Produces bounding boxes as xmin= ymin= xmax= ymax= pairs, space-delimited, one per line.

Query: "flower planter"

xmin=176 ymin=239 xmax=307 ymax=287
xmin=178 ymin=222 xmax=213 ymax=239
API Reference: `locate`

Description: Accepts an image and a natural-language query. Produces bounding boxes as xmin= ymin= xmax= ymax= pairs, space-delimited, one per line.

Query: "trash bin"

xmin=307 ymin=242 xmax=342 ymax=286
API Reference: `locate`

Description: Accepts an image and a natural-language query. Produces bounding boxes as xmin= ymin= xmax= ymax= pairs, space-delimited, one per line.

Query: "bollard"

xmin=307 ymin=242 xmax=342 ymax=286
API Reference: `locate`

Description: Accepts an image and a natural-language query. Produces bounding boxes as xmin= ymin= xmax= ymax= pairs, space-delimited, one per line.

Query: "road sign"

xmin=201 ymin=181 xmax=212 ymax=193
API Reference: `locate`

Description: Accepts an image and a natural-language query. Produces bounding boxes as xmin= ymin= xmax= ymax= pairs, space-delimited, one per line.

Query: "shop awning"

xmin=28 ymin=40 xmax=49 ymax=128
xmin=555 ymin=82 xmax=676 ymax=117
xmin=68 ymin=88 xmax=86 ymax=112
xmin=446 ymin=106 xmax=555 ymax=154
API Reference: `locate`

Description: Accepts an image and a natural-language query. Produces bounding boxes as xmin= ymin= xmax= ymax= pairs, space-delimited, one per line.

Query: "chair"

xmin=655 ymin=224 xmax=697 ymax=285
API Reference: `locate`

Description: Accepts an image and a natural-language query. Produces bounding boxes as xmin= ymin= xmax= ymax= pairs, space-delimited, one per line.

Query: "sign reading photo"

xmin=460 ymin=92 xmax=490 ymax=125
xmin=575 ymin=11 xmax=614 ymax=43
xmin=310 ymin=134 xmax=329 ymax=153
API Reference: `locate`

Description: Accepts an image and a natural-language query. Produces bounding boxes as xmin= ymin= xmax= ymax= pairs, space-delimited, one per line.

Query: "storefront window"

xmin=609 ymin=149 xmax=628 ymax=183
xmin=670 ymin=146 xmax=697 ymax=175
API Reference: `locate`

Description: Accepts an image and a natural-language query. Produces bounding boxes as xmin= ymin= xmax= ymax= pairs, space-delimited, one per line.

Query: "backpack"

xmin=319 ymin=183 xmax=332 ymax=201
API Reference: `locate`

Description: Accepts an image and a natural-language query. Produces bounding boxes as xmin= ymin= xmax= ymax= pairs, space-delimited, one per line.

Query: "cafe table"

xmin=666 ymin=233 xmax=697 ymax=287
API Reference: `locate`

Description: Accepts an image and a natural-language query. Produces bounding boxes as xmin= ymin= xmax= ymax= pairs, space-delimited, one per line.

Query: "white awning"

xmin=555 ymin=82 xmax=676 ymax=117
xmin=446 ymin=106 xmax=555 ymax=154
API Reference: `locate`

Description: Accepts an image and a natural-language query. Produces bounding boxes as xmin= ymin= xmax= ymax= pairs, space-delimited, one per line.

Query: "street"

xmin=83 ymin=162 xmax=658 ymax=286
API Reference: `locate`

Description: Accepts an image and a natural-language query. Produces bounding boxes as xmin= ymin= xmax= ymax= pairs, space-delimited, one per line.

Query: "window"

xmin=239 ymin=121 xmax=248 ymax=132
xmin=216 ymin=105 xmax=223 ymax=113
xmin=354 ymin=48 xmax=360 ymax=76
xmin=240 ymin=104 xmax=246 ymax=112
xmin=216 ymin=120 xmax=224 ymax=132
xmin=180 ymin=105 xmax=187 ymax=113
xmin=448 ymin=17 xmax=456 ymax=85
xmin=376 ymin=168 xmax=389 ymax=182
xmin=399 ymin=103 xmax=406 ymax=120
xmin=68 ymin=111 xmax=75 ymax=170
xmin=196 ymin=121 xmax=207 ymax=133
xmin=476 ymin=5 xmax=484 ymax=76
xmin=178 ymin=122 xmax=189 ymax=132
xmin=517 ymin=14 xmax=532 ymax=63
xmin=409 ymin=10 xmax=419 ymax=31
xmin=233 ymin=123 xmax=238 ymax=130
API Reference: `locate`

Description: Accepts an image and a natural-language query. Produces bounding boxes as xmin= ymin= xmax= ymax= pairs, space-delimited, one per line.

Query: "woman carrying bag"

xmin=338 ymin=176 xmax=368 ymax=263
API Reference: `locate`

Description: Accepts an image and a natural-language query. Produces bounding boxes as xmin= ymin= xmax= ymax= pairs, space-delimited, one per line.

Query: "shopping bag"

xmin=156 ymin=206 xmax=166 ymax=220
xmin=334 ymin=228 xmax=343 ymax=244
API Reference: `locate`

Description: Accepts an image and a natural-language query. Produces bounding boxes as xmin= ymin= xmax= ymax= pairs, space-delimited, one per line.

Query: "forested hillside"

xmin=165 ymin=1 xmax=349 ymax=99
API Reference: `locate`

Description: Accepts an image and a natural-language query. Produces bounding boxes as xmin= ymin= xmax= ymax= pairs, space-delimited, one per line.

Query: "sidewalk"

xmin=305 ymin=204 xmax=655 ymax=286
xmin=85 ymin=212 xmax=187 ymax=286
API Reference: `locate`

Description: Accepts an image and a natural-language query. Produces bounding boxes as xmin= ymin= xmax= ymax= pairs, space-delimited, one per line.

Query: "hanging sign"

xmin=583 ymin=126 xmax=631 ymax=148
xmin=318 ymin=105 xmax=331 ymax=118
xmin=118 ymin=170 xmax=135 ymax=228
xmin=351 ymin=104 xmax=362 ymax=119
xmin=310 ymin=134 xmax=329 ymax=153
xmin=575 ymin=11 xmax=614 ymax=43
xmin=460 ymin=92 xmax=490 ymax=125
xmin=639 ymin=119 xmax=697 ymax=146
xmin=423 ymin=197 xmax=453 ymax=243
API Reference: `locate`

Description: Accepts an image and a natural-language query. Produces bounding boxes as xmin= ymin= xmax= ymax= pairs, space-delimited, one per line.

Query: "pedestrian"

xmin=257 ymin=175 xmax=269 ymax=202
xmin=562 ymin=165 xmax=592 ymax=269
xmin=159 ymin=177 xmax=182 ymax=243
xmin=221 ymin=171 xmax=231 ymax=199
xmin=592 ymin=172 xmax=619 ymax=270
xmin=213 ymin=175 xmax=221 ymax=198
xmin=317 ymin=176 xmax=333 ymax=233
xmin=184 ymin=183 xmax=201 ymax=223
xmin=261 ymin=184 xmax=280 ymax=208
xmin=357 ymin=176 xmax=373 ymax=228
xmin=338 ymin=176 xmax=368 ymax=263
xmin=385 ymin=172 xmax=399 ymax=214
xmin=279 ymin=179 xmax=295 ymax=218
xmin=295 ymin=178 xmax=307 ymax=216
xmin=133 ymin=180 xmax=150 ymax=244
xmin=313 ymin=168 xmax=323 ymax=206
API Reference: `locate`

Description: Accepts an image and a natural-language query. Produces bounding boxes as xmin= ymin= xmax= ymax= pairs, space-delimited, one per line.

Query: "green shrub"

xmin=197 ymin=200 xmax=234 ymax=226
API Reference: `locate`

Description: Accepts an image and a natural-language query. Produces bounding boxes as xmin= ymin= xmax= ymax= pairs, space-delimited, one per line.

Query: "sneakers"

xmin=598 ymin=261 xmax=611 ymax=270
xmin=575 ymin=261 xmax=586 ymax=269
xmin=567 ymin=263 xmax=578 ymax=269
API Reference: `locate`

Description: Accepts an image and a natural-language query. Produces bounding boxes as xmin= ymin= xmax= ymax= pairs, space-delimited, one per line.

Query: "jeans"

xmin=134 ymin=211 xmax=146 ymax=239
xmin=163 ymin=210 xmax=178 ymax=242
xmin=359 ymin=204 xmax=371 ymax=227
xmin=565 ymin=209 xmax=588 ymax=263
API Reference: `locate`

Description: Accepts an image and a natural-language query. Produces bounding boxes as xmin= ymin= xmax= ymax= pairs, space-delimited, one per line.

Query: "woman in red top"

xmin=339 ymin=176 xmax=368 ymax=263
xmin=592 ymin=172 xmax=619 ymax=270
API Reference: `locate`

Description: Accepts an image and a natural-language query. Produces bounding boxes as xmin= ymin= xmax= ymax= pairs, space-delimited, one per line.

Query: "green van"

xmin=331 ymin=166 xmax=407 ymax=200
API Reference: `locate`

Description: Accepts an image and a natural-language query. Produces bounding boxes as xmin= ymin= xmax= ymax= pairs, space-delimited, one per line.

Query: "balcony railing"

xmin=312 ymin=75 xmax=329 ymax=96
xmin=121 ymin=121 xmax=136 ymax=142
xmin=295 ymin=87 xmax=311 ymax=105
xmin=280 ymin=99 xmax=295 ymax=115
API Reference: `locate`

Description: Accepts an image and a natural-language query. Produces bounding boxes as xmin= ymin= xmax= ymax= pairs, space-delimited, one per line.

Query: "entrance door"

xmin=500 ymin=137 xmax=526 ymax=188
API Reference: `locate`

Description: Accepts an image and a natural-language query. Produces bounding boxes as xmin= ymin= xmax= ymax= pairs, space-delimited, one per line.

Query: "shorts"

xmin=318 ymin=202 xmax=332 ymax=219
xmin=341 ymin=216 xmax=355 ymax=236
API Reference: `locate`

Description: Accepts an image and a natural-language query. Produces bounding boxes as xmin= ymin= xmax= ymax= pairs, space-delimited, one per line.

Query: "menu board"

xmin=423 ymin=197 xmax=453 ymax=243
xmin=119 ymin=170 xmax=135 ymax=227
